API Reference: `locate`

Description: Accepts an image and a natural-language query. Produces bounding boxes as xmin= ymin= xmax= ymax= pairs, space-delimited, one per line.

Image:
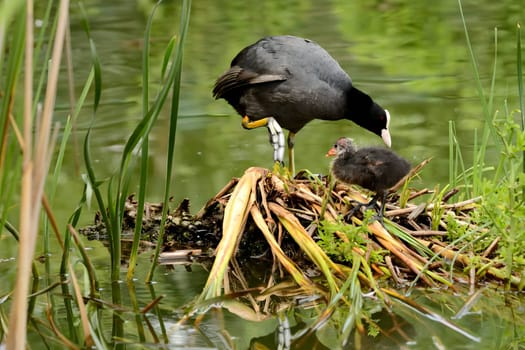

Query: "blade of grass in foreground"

xmin=127 ymin=1 xmax=161 ymax=280
xmin=487 ymin=27 xmax=498 ymax=123
xmin=516 ymin=23 xmax=525 ymax=199
xmin=6 ymin=0 xmax=68 ymax=348
xmin=146 ymin=0 xmax=192 ymax=282
xmin=457 ymin=0 xmax=501 ymax=197
xmin=0 ymin=10 xmax=25 ymax=153
xmin=518 ymin=24 xmax=524 ymax=135
xmin=0 ymin=7 xmax=25 ymax=266
xmin=0 ymin=1 xmax=25 ymax=83
xmin=457 ymin=0 xmax=493 ymax=135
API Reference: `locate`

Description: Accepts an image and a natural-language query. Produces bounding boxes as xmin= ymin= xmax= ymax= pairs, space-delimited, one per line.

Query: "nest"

xmin=82 ymin=162 xmax=519 ymax=291
xmin=81 ymin=162 xmax=519 ymax=346
xmin=119 ymin=161 xmax=521 ymax=302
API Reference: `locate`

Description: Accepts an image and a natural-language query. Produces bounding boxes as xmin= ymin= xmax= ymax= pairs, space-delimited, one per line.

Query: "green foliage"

xmin=317 ymin=219 xmax=365 ymax=263
xmin=470 ymin=111 xmax=525 ymax=273
xmin=443 ymin=212 xmax=470 ymax=242
xmin=429 ymin=185 xmax=448 ymax=231
xmin=477 ymin=115 xmax=525 ymax=277
xmin=317 ymin=213 xmax=384 ymax=265
xmin=453 ymin=9 xmax=525 ymax=284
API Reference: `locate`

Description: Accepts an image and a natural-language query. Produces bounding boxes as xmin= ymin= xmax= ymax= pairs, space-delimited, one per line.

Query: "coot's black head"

xmin=346 ymin=88 xmax=391 ymax=147
xmin=363 ymin=103 xmax=391 ymax=147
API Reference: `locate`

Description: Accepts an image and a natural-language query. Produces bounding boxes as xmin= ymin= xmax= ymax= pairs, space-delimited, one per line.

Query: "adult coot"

xmin=213 ymin=35 xmax=391 ymax=174
xmin=326 ymin=137 xmax=410 ymax=222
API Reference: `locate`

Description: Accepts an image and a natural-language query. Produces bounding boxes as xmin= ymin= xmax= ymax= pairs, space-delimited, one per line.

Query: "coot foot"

xmin=344 ymin=196 xmax=374 ymax=218
xmin=370 ymin=192 xmax=389 ymax=225
xmin=241 ymin=115 xmax=269 ymax=130
xmin=344 ymin=201 xmax=365 ymax=221
xmin=344 ymin=194 xmax=388 ymax=224
xmin=240 ymin=115 xmax=287 ymax=169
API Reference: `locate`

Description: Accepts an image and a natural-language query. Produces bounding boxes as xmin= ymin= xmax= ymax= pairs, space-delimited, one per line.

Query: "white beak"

xmin=382 ymin=109 xmax=391 ymax=147
xmin=381 ymin=129 xmax=391 ymax=147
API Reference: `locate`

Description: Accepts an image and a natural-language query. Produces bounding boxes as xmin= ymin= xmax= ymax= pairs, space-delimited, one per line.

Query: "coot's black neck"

xmin=344 ymin=86 xmax=385 ymax=137
xmin=344 ymin=87 xmax=374 ymax=116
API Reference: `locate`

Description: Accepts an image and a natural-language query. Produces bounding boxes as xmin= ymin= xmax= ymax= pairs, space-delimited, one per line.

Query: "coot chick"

xmin=326 ymin=137 xmax=410 ymax=222
xmin=213 ymin=35 xmax=392 ymax=175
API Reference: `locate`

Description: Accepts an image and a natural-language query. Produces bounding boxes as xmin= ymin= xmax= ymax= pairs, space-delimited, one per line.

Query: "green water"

xmin=2 ymin=0 xmax=525 ymax=348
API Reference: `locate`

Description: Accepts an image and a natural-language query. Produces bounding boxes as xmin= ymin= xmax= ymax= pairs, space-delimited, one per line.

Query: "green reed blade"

xmin=517 ymin=23 xmax=525 ymax=196
xmin=127 ymin=0 xmax=161 ymax=280
xmin=146 ymin=0 xmax=192 ymax=282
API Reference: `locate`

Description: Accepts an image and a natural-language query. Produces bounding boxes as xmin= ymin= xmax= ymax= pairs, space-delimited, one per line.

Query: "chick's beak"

xmin=326 ymin=147 xmax=337 ymax=157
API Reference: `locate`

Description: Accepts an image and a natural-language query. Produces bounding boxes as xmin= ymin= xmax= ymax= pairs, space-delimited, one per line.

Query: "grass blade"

xmin=127 ymin=0 xmax=161 ymax=280
xmin=517 ymin=23 xmax=525 ymax=199
xmin=457 ymin=0 xmax=492 ymax=133
xmin=518 ymin=23 xmax=524 ymax=133
xmin=146 ymin=0 xmax=192 ymax=282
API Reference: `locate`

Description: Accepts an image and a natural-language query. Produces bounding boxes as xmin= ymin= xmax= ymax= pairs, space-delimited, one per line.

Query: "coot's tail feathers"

xmin=213 ymin=66 xmax=286 ymax=99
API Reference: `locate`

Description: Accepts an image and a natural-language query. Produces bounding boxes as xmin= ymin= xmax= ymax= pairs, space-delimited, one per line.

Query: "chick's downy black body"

xmin=213 ymin=36 xmax=391 ymax=173
xmin=327 ymin=137 xmax=411 ymax=221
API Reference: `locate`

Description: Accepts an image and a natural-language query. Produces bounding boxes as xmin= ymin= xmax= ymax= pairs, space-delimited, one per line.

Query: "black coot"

xmin=326 ymin=137 xmax=410 ymax=222
xmin=213 ymin=35 xmax=392 ymax=174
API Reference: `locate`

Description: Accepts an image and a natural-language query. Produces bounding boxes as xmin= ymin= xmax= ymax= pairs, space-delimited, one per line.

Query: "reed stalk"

xmin=6 ymin=1 xmax=69 ymax=348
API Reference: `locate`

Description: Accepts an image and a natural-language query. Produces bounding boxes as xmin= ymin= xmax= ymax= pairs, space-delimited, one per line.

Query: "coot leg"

xmin=346 ymin=192 xmax=392 ymax=225
xmin=345 ymin=200 xmax=365 ymax=221
xmin=267 ymin=117 xmax=285 ymax=166
xmin=241 ymin=115 xmax=286 ymax=166
xmin=374 ymin=191 xmax=389 ymax=224
xmin=287 ymin=132 xmax=296 ymax=176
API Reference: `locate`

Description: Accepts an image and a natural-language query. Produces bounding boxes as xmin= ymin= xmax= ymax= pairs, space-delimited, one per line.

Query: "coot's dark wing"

xmin=243 ymin=36 xmax=352 ymax=89
xmin=212 ymin=66 xmax=286 ymax=99
xmin=225 ymin=36 xmax=352 ymax=90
